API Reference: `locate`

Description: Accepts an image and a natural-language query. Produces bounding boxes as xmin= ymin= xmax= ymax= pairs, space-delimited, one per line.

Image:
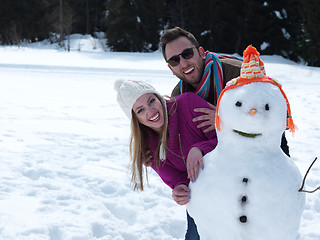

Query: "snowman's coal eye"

xmin=235 ymin=101 xmax=242 ymax=107
xmin=265 ymin=104 xmax=270 ymax=111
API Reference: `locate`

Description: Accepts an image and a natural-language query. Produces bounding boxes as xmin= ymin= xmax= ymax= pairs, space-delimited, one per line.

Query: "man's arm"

xmin=221 ymin=58 xmax=242 ymax=86
xmin=193 ymin=103 xmax=216 ymax=133
xmin=171 ymin=82 xmax=181 ymax=97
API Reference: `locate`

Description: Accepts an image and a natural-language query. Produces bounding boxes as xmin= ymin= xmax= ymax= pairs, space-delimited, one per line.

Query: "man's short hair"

xmin=160 ymin=27 xmax=199 ymax=60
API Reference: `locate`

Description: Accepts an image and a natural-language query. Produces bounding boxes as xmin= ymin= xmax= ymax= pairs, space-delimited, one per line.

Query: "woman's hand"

xmin=172 ymin=184 xmax=191 ymax=205
xmin=193 ymin=103 xmax=216 ymax=133
xmin=187 ymin=147 xmax=204 ymax=182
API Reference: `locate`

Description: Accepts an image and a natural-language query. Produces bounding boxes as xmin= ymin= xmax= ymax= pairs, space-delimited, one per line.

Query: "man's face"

xmin=165 ymin=36 xmax=206 ymax=89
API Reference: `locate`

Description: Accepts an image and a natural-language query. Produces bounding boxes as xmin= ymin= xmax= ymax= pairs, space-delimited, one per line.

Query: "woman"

xmin=114 ymin=79 xmax=217 ymax=239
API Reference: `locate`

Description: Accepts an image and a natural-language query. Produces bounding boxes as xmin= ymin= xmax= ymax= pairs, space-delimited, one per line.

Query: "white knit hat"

xmin=114 ymin=80 xmax=165 ymax=119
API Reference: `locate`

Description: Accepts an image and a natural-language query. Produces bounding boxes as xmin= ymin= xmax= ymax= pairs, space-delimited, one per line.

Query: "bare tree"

xmin=48 ymin=0 xmax=75 ymax=50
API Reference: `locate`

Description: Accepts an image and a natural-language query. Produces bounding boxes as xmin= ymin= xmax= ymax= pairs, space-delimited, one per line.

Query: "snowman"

xmin=187 ymin=45 xmax=306 ymax=240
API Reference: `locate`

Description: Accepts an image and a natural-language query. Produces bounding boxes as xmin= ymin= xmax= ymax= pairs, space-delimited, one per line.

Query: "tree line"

xmin=0 ymin=0 xmax=319 ymax=66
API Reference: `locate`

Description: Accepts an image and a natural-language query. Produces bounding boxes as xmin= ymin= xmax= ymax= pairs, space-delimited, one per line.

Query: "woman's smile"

xmin=149 ymin=112 xmax=160 ymax=122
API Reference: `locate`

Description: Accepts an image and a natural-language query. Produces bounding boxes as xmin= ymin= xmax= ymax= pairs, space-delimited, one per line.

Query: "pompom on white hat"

xmin=114 ymin=80 xmax=165 ymax=119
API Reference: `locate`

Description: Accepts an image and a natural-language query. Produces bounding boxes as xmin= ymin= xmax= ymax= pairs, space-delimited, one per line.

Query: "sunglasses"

xmin=166 ymin=47 xmax=196 ymax=67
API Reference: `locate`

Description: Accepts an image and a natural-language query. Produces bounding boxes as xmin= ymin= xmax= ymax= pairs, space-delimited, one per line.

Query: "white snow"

xmin=0 ymin=35 xmax=319 ymax=239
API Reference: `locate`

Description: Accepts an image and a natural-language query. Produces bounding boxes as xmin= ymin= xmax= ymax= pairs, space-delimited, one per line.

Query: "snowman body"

xmin=187 ymin=82 xmax=305 ymax=240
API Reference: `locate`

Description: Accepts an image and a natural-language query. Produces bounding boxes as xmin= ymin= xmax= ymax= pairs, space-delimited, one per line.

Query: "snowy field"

xmin=0 ymin=35 xmax=319 ymax=240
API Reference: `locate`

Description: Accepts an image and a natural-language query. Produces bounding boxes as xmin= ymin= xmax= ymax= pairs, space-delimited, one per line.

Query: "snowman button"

xmin=239 ymin=215 xmax=247 ymax=223
xmin=243 ymin=178 xmax=248 ymax=183
xmin=241 ymin=196 xmax=247 ymax=203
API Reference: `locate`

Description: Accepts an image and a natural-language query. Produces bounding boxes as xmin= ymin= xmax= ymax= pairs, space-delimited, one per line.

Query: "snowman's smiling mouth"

xmin=233 ymin=129 xmax=262 ymax=138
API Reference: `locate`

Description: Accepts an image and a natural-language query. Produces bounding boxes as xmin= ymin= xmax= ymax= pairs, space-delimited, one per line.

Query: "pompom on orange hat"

xmin=215 ymin=45 xmax=297 ymax=134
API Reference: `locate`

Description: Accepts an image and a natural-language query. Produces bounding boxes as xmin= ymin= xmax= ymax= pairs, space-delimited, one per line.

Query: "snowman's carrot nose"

xmin=249 ymin=109 xmax=257 ymax=116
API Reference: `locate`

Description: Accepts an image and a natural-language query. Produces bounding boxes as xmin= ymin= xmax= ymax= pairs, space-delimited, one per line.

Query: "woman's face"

xmin=132 ymin=93 xmax=165 ymax=133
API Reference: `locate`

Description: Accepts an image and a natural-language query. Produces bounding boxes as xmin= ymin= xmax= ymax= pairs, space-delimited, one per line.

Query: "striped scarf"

xmin=180 ymin=51 xmax=240 ymax=103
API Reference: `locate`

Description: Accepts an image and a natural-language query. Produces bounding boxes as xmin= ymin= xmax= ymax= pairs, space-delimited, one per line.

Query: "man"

xmin=160 ymin=26 xmax=290 ymax=240
xmin=161 ymin=27 xmax=243 ymax=133
xmin=161 ymin=27 xmax=241 ymax=103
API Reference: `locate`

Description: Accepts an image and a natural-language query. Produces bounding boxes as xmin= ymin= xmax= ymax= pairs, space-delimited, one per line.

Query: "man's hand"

xmin=172 ymin=184 xmax=191 ymax=205
xmin=143 ymin=149 xmax=153 ymax=167
xmin=193 ymin=103 xmax=216 ymax=133
xmin=187 ymin=147 xmax=204 ymax=182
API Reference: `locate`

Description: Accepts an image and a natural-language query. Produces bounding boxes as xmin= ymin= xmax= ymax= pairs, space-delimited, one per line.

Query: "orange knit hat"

xmin=215 ymin=45 xmax=296 ymax=134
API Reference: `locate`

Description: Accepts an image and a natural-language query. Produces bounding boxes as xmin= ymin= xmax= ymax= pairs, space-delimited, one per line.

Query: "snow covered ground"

xmin=0 ymin=35 xmax=319 ymax=240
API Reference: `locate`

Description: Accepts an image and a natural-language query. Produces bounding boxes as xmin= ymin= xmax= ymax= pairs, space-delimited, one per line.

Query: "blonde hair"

xmin=129 ymin=94 xmax=168 ymax=191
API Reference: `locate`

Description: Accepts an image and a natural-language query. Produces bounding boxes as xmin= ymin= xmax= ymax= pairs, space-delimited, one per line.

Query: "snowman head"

xmin=215 ymin=45 xmax=296 ymax=146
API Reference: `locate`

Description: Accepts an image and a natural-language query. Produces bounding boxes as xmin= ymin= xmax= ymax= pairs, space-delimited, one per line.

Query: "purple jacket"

xmin=146 ymin=92 xmax=218 ymax=189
